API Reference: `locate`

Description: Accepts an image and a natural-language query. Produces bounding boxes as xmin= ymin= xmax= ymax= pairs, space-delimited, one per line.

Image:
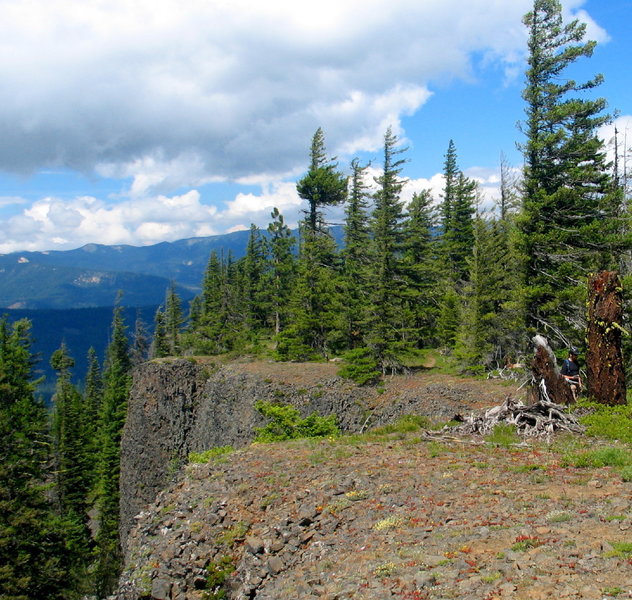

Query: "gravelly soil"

xmin=116 ymin=428 xmax=632 ymax=600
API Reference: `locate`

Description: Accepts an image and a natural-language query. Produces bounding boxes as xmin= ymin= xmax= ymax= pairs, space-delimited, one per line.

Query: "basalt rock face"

xmin=119 ymin=360 xmax=370 ymax=545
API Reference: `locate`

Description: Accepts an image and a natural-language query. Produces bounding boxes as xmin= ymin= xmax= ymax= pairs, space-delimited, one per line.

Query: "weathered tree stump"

xmin=529 ymin=335 xmax=575 ymax=405
xmin=586 ymin=271 xmax=626 ymax=406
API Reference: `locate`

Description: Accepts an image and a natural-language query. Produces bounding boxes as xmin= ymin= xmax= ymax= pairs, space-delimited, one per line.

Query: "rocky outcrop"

xmin=119 ymin=360 xmax=372 ymax=545
xmin=120 ymin=361 xmax=519 ymax=548
xmin=114 ymin=427 xmax=632 ymax=600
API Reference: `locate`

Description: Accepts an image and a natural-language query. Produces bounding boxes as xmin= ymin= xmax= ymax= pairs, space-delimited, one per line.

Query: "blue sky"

xmin=0 ymin=0 xmax=630 ymax=253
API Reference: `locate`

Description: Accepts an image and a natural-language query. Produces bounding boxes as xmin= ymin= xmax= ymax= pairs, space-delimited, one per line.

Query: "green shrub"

xmin=254 ymin=401 xmax=339 ymax=442
xmin=337 ymin=348 xmax=381 ymax=385
xmin=203 ymin=555 xmax=235 ymax=599
xmin=485 ymin=423 xmax=520 ymax=448
xmin=371 ymin=415 xmax=431 ymax=435
xmin=189 ymin=446 xmax=234 ymax=464
xmin=575 ymin=399 xmax=632 ymax=443
xmin=620 ymin=466 xmax=632 ymax=482
xmin=562 ymin=446 xmax=632 ymax=468
xmin=604 ymin=542 xmax=632 ymax=559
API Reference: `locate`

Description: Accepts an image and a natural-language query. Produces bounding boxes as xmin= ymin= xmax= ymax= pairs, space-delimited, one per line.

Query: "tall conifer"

xmin=94 ymin=303 xmax=131 ymax=597
xmin=366 ymin=127 xmax=408 ymax=372
xmin=519 ymin=0 xmax=613 ymax=341
xmin=0 ymin=317 xmax=71 ymax=599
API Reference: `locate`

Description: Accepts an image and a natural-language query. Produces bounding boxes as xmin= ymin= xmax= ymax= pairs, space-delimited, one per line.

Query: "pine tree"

xmin=440 ymin=139 xmax=459 ymax=240
xmin=94 ymin=304 xmax=131 ymax=597
xmin=366 ymin=127 xmax=409 ymax=372
xmin=164 ymin=283 xmax=184 ymax=355
xmin=296 ymin=127 xmax=347 ymax=235
xmin=455 ymin=217 xmax=518 ymax=368
xmin=439 ymin=141 xmax=476 ymax=282
xmin=50 ymin=343 xmax=93 ymax=587
xmin=277 ymin=231 xmax=345 ymax=360
xmin=130 ymin=312 xmax=150 ymax=367
xmin=277 ymin=130 xmax=346 ymax=360
xmin=401 ymin=189 xmax=441 ymax=346
xmin=84 ymin=346 xmax=103 ymax=427
xmin=518 ymin=0 xmax=613 ymax=341
xmin=187 ymin=251 xmax=225 ymax=354
xmin=342 ymin=158 xmax=372 ymax=348
xmin=83 ymin=346 xmax=103 ymax=492
xmin=0 ymin=317 xmax=72 ymax=599
xmin=267 ymin=208 xmax=296 ymax=336
xmin=151 ymin=308 xmax=170 ymax=358
xmin=242 ymin=224 xmax=269 ymax=334
xmin=436 ymin=141 xmax=477 ymax=347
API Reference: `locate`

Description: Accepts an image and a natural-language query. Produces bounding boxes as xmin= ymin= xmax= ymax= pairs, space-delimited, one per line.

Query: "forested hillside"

xmin=1 ymin=2 xmax=631 ymax=599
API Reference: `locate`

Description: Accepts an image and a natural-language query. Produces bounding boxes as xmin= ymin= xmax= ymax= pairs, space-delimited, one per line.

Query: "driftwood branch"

xmin=434 ymin=395 xmax=584 ymax=440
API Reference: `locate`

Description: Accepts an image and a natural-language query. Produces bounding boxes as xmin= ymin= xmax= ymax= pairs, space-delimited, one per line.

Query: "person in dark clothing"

xmin=561 ymin=347 xmax=582 ymax=400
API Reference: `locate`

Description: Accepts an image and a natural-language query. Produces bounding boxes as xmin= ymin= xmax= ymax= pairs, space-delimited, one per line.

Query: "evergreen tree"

xmin=440 ymin=139 xmax=459 ymax=240
xmin=83 ymin=346 xmax=103 ymax=490
xmin=94 ymin=304 xmax=131 ymax=597
xmin=84 ymin=346 xmax=103 ymax=428
xmin=164 ymin=283 xmax=184 ymax=355
xmin=296 ymin=127 xmax=347 ymax=234
xmin=342 ymin=158 xmax=372 ymax=348
xmin=188 ymin=251 xmax=225 ymax=354
xmin=130 ymin=312 xmax=150 ymax=367
xmin=518 ymin=0 xmax=613 ymax=340
xmin=277 ymin=130 xmax=346 ymax=360
xmin=499 ymin=153 xmax=520 ymax=221
xmin=50 ymin=343 xmax=93 ymax=588
xmin=439 ymin=141 xmax=477 ymax=282
xmin=242 ymin=224 xmax=269 ymax=334
xmin=436 ymin=141 xmax=477 ymax=347
xmin=151 ymin=308 xmax=170 ymax=358
xmin=267 ymin=208 xmax=296 ymax=336
xmin=401 ymin=189 xmax=441 ymax=346
xmin=366 ymin=127 xmax=409 ymax=372
xmin=0 ymin=317 xmax=71 ymax=599
xmin=277 ymin=230 xmax=345 ymax=360
xmin=455 ymin=217 xmax=519 ymax=368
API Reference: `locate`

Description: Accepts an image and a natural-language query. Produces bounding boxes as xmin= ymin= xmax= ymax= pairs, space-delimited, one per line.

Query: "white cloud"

xmin=0 ymin=0 xmax=552 ymax=186
xmin=0 ymin=184 xmax=303 ymax=253
xmin=0 ymin=191 xmax=221 ymax=252
xmin=0 ymin=196 xmax=27 ymax=207
xmin=599 ymin=114 xmax=632 ymax=170
xmin=0 ymin=0 xmax=613 ymax=252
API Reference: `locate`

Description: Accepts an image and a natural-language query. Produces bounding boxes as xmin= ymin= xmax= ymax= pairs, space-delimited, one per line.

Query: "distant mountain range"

xmin=0 ymin=230 xmax=257 ymax=309
xmin=0 ymin=226 xmax=343 ymax=399
xmin=0 ymin=229 xmax=258 ymax=398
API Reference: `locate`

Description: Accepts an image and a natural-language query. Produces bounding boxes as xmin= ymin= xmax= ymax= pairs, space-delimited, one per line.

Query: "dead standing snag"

xmin=586 ymin=271 xmax=626 ymax=406
xmin=530 ymin=335 xmax=575 ymax=406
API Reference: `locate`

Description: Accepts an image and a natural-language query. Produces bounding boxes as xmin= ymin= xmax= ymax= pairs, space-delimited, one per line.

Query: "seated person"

xmin=561 ymin=347 xmax=582 ymax=399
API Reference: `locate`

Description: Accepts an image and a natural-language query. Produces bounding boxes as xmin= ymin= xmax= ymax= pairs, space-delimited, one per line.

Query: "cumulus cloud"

xmin=0 ymin=191 xmax=218 ymax=253
xmin=0 ymin=0 xmax=572 ymax=187
xmin=0 ymin=184 xmax=304 ymax=253
xmin=0 ymin=0 xmax=610 ymax=252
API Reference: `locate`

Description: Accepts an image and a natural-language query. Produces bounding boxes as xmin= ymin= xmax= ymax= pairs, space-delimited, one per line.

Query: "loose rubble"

xmin=112 ymin=430 xmax=632 ymax=600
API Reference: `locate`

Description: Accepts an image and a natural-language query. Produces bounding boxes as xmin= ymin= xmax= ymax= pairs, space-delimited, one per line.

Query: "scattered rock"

xmin=150 ymin=578 xmax=172 ymax=600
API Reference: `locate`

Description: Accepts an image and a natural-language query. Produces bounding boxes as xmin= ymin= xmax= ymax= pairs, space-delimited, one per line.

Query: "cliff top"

xmin=116 ymin=371 xmax=632 ymax=600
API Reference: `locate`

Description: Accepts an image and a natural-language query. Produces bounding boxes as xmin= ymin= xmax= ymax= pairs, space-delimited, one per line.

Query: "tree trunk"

xmin=586 ymin=271 xmax=626 ymax=406
xmin=530 ymin=335 xmax=575 ymax=405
